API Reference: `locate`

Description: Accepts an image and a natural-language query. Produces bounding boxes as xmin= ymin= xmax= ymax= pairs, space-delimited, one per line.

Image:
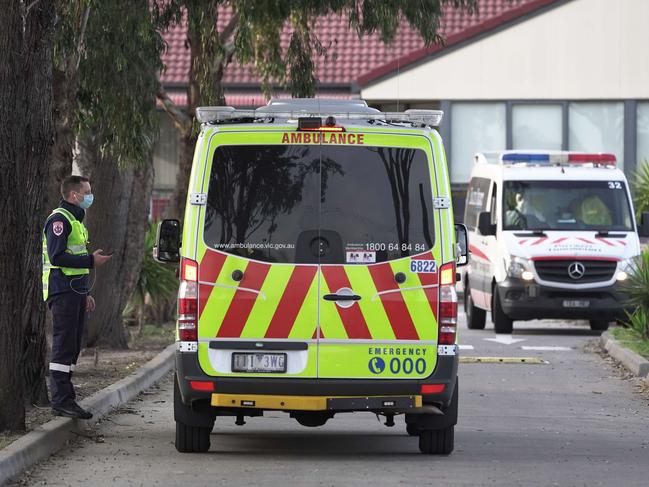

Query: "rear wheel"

xmin=418 ymin=425 xmax=454 ymax=455
xmin=589 ymin=320 xmax=610 ymax=331
xmin=417 ymin=378 xmax=458 ymax=454
xmin=493 ymin=287 xmax=513 ymax=334
xmin=465 ymin=281 xmax=486 ymax=330
xmin=174 ymin=374 xmax=214 ymax=453
xmin=176 ymin=421 xmax=211 ymax=453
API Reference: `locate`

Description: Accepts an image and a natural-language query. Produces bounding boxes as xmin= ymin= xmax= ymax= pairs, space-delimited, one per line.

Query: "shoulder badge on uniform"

xmin=53 ymin=221 xmax=64 ymax=236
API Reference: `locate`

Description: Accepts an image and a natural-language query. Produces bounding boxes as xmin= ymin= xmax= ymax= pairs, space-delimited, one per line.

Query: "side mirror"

xmin=153 ymin=219 xmax=181 ymax=263
xmin=478 ymin=211 xmax=496 ymax=237
xmin=640 ymin=212 xmax=649 ymax=238
xmin=455 ymin=223 xmax=469 ymax=267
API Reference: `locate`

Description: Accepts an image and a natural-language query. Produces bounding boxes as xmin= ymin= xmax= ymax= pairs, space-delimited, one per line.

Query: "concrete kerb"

xmin=0 ymin=343 xmax=175 ymax=486
xmin=600 ymin=331 xmax=649 ymax=378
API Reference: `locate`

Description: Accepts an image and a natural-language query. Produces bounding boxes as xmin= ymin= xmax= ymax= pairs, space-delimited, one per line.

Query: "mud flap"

xmin=406 ymin=377 xmax=458 ymax=431
xmin=174 ymin=374 xmax=216 ymax=428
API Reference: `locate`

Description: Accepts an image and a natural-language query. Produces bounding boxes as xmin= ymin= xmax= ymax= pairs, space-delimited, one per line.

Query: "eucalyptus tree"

xmin=157 ymin=0 xmax=477 ymax=220
xmin=0 ymin=0 xmax=55 ymax=432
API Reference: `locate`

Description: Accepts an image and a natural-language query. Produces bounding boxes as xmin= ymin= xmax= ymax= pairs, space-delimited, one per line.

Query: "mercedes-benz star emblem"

xmin=568 ymin=262 xmax=586 ymax=280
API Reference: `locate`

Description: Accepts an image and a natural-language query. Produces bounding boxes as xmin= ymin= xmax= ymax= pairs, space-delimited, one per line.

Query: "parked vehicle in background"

xmin=463 ymin=151 xmax=649 ymax=334
xmin=154 ymin=99 xmax=469 ymax=455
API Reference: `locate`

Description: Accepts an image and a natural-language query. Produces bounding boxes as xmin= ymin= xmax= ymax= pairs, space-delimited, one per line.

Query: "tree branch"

xmin=156 ymin=83 xmax=192 ymax=137
xmin=219 ymin=13 xmax=238 ymax=45
xmin=74 ymin=6 xmax=91 ymax=70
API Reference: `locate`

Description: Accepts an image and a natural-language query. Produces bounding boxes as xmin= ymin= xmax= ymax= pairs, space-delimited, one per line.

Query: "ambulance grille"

xmin=533 ymin=259 xmax=617 ymax=284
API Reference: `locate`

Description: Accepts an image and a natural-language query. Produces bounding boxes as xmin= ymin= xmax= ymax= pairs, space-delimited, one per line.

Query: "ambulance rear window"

xmin=204 ymin=144 xmax=435 ymax=264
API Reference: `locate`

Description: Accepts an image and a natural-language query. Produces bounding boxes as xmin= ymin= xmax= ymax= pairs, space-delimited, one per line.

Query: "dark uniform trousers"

xmin=48 ymin=291 xmax=86 ymax=407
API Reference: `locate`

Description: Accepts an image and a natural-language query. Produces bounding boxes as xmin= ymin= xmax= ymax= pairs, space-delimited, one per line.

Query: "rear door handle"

xmin=323 ymin=293 xmax=362 ymax=302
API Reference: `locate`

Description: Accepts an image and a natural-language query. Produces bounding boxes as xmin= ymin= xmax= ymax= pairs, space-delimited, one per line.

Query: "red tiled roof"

xmin=160 ymin=0 xmax=559 ymax=89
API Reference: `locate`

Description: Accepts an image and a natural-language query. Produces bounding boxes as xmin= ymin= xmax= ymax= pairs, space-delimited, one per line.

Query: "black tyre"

xmin=465 ymin=281 xmax=486 ymax=330
xmin=589 ymin=320 xmax=610 ymax=331
xmin=173 ymin=374 xmax=214 ymax=453
xmin=493 ymin=287 xmax=513 ymax=334
xmin=406 ymin=423 xmax=418 ymax=436
xmin=175 ymin=421 xmax=211 ymax=453
xmin=418 ymin=425 xmax=454 ymax=455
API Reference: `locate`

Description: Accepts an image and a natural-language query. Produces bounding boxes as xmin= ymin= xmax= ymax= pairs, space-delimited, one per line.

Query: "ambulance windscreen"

xmin=204 ymin=144 xmax=435 ymax=264
xmin=502 ymin=180 xmax=633 ymax=232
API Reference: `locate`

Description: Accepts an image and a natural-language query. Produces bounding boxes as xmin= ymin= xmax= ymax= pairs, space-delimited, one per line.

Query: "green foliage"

xmin=623 ymin=250 xmax=649 ymax=340
xmin=161 ymin=0 xmax=478 ymax=101
xmin=632 ymin=160 xmax=649 ymax=219
xmin=611 ymin=327 xmax=649 ymax=359
xmin=128 ymin=223 xmax=179 ymax=326
xmin=233 ymin=0 xmax=478 ymax=97
xmin=55 ymin=0 xmax=168 ymax=167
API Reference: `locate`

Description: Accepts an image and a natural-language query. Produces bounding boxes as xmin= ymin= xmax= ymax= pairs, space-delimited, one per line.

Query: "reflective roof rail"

xmin=196 ymin=100 xmax=443 ymax=127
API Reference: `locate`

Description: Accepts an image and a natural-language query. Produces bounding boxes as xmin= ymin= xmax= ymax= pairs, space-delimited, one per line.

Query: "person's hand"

xmin=86 ymin=295 xmax=96 ymax=312
xmin=93 ymin=249 xmax=113 ymax=267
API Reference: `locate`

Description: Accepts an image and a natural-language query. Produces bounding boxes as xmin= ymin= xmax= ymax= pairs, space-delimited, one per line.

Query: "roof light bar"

xmin=196 ymin=106 xmax=443 ymax=126
xmin=498 ymin=152 xmax=616 ymax=167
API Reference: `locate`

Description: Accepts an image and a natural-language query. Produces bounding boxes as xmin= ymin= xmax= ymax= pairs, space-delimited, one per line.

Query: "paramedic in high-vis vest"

xmin=42 ymin=175 xmax=112 ymax=419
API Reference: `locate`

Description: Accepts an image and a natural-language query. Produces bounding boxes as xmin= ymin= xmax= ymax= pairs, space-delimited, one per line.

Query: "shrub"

xmin=633 ymin=160 xmax=649 ymax=219
xmin=623 ymin=250 xmax=649 ymax=340
xmin=127 ymin=222 xmax=178 ymax=333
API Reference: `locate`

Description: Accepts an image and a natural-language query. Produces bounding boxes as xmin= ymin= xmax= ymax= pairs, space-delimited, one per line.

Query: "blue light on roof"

xmin=501 ymin=153 xmax=550 ymax=163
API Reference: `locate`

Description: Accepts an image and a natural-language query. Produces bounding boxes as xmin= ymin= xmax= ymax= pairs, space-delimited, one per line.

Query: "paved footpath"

xmin=14 ymin=315 xmax=649 ymax=487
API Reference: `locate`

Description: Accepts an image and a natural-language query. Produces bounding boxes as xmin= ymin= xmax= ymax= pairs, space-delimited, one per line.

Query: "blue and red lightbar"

xmin=500 ymin=152 xmax=616 ymax=166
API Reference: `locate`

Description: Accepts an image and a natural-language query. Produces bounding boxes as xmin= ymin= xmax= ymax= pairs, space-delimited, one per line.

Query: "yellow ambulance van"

xmin=154 ymin=99 xmax=468 ymax=455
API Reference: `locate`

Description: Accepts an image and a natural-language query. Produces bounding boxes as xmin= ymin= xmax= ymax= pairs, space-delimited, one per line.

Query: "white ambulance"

xmin=463 ymin=151 xmax=649 ymax=334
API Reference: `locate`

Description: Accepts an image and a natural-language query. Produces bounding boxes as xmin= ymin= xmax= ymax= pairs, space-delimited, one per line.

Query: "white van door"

xmin=480 ymin=180 xmax=500 ymax=309
xmin=465 ymin=177 xmax=492 ymax=309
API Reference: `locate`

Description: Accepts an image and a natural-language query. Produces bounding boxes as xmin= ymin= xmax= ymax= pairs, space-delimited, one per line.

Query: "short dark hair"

xmin=60 ymin=175 xmax=90 ymax=197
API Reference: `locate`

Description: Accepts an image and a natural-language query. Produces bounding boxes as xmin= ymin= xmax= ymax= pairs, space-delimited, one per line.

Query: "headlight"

xmin=617 ymin=256 xmax=638 ymax=282
xmin=507 ymin=256 xmax=534 ymax=281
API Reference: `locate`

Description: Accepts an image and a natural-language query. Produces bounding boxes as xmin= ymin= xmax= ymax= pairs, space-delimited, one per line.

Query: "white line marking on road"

xmin=521 ymin=346 xmax=572 ymax=351
xmin=484 ymin=335 xmax=526 ymax=345
xmin=458 ymin=345 xmax=474 ymax=350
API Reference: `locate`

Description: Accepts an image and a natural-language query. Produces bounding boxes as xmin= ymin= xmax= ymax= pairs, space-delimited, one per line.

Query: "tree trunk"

xmin=166 ymin=133 xmax=197 ymax=220
xmin=77 ymin=134 xmax=154 ymax=348
xmin=47 ymin=66 xmax=78 ymax=210
xmin=0 ymin=0 xmax=54 ymax=431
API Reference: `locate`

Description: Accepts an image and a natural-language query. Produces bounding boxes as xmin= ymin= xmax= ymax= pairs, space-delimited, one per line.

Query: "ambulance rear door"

xmin=316 ymin=132 xmax=444 ymax=379
xmin=195 ymin=130 xmax=320 ymax=379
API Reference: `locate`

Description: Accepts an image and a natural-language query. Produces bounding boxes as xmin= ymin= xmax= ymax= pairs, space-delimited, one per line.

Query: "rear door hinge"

xmin=189 ymin=192 xmax=207 ymax=206
xmin=433 ymin=197 xmax=451 ymax=209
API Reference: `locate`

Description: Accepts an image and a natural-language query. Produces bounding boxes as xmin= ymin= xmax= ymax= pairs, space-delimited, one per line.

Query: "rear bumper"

xmin=497 ymin=277 xmax=630 ymax=321
xmin=175 ymin=350 xmax=458 ymax=411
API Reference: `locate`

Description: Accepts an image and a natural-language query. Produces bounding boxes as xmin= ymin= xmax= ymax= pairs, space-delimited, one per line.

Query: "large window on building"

xmin=637 ymin=102 xmax=649 ymax=166
xmin=451 ymin=102 xmax=506 ymax=183
xmin=569 ymin=102 xmax=624 ymax=169
xmin=512 ymin=104 xmax=562 ymax=150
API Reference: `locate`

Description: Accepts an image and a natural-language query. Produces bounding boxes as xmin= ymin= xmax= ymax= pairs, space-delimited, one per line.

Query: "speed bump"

xmin=460 ymin=356 xmax=548 ymax=364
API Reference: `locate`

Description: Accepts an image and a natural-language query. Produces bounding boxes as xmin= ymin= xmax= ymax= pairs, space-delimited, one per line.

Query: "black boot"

xmin=52 ymin=402 xmax=93 ymax=420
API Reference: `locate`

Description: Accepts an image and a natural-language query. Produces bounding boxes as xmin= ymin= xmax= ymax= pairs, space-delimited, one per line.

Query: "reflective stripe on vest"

xmin=42 ymin=207 xmax=90 ymax=301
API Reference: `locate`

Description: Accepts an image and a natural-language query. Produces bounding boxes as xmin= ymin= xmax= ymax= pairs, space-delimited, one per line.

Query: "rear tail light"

xmin=438 ymin=262 xmax=457 ymax=346
xmin=190 ymin=380 xmax=214 ymax=392
xmin=178 ymin=258 xmax=198 ymax=342
xmin=421 ymin=383 xmax=445 ymax=395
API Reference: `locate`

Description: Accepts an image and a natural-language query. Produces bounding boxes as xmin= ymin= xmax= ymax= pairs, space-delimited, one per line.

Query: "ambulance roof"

xmin=196 ymin=98 xmax=443 ymax=129
xmin=471 ymin=151 xmax=628 ymax=183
